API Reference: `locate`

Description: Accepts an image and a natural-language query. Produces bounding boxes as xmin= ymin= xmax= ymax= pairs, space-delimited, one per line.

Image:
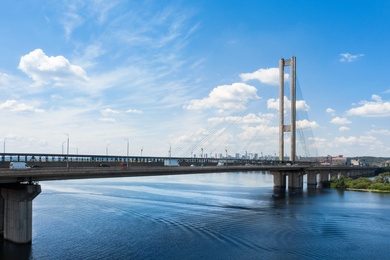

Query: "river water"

xmin=2 ymin=171 xmax=390 ymax=259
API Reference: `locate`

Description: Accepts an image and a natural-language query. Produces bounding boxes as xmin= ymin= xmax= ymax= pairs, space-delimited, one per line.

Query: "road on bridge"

xmin=0 ymin=165 xmax=308 ymax=183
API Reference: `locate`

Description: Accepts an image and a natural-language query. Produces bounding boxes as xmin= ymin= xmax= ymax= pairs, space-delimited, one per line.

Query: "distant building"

xmin=351 ymin=159 xmax=360 ymax=166
xmin=332 ymin=155 xmax=347 ymax=166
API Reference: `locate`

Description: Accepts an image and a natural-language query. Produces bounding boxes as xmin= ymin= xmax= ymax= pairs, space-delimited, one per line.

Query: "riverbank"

xmin=345 ymin=188 xmax=390 ymax=193
xmin=330 ymin=172 xmax=390 ymax=193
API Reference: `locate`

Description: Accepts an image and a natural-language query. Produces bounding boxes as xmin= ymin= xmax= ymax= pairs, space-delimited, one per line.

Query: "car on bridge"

xmin=9 ymin=162 xmax=31 ymax=169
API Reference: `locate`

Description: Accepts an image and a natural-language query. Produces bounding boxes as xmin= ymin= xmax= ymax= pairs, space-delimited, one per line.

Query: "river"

xmin=2 ymin=171 xmax=390 ymax=259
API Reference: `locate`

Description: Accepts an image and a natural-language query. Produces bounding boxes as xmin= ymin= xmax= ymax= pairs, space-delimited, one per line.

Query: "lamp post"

xmin=61 ymin=141 xmax=65 ymax=155
xmin=141 ymin=148 xmax=143 ymax=157
xmin=64 ymin=133 xmax=69 ymax=169
xmin=225 ymin=149 xmax=228 ymax=166
xmin=125 ymin=138 xmax=129 ymax=168
xmin=3 ymin=137 xmax=7 ymax=154
xmin=3 ymin=137 xmax=7 ymax=162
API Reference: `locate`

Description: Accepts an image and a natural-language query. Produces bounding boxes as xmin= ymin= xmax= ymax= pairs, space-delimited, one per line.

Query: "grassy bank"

xmin=330 ymin=172 xmax=390 ymax=193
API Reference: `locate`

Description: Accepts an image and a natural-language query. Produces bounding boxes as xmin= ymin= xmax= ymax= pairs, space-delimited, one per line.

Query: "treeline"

xmin=330 ymin=172 xmax=390 ymax=191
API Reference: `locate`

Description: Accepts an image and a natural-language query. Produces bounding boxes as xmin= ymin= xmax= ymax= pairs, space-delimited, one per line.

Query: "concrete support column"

xmin=0 ymin=195 xmax=3 ymax=236
xmin=318 ymin=173 xmax=329 ymax=189
xmin=279 ymin=58 xmax=285 ymax=161
xmin=290 ymin=56 xmax=296 ymax=161
xmin=0 ymin=184 xmax=41 ymax=243
xmin=288 ymin=171 xmax=303 ymax=194
xmin=271 ymin=171 xmax=286 ymax=198
xmin=307 ymin=172 xmax=317 ymax=189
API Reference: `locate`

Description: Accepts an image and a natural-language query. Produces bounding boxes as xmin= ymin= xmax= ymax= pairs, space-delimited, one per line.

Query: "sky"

xmin=0 ymin=0 xmax=389 ymax=158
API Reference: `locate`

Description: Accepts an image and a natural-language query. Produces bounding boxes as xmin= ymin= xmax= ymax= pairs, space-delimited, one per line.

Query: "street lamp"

xmin=61 ymin=141 xmax=66 ymax=155
xmin=3 ymin=137 xmax=8 ymax=154
xmin=225 ymin=149 xmax=228 ymax=166
xmin=64 ymin=133 xmax=69 ymax=169
xmin=141 ymin=148 xmax=143 ymax=157
xmin=124 ymin=138 xmax=129 ymax=168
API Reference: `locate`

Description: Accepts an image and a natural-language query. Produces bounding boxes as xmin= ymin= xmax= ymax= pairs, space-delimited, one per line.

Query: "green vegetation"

xmin=330 ymin=172 xmax=390 ymax=192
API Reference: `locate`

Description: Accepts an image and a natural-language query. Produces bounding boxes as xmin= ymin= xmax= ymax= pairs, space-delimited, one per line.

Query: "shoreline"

xmin=344 ymin=188 xmax=390 ymax=193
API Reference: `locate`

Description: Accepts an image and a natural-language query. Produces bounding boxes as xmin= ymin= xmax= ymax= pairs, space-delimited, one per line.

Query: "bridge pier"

xmin=288 ymin=172 xmax=303 ymax=194
xmin=0 ymin=183 xmax=41 ymax=243
xmin=271 ymin=170 xmax=304 ymax=198
xmin=318 ymin=173 xmax=330 ymax=188
xmin=272 ymin=171 xmax=287 ymax=198
xmin=307 ymin=172 xmax=317 ymax=189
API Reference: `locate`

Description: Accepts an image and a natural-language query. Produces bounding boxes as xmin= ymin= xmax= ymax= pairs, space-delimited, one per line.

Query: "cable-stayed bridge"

xmin=0 ymin=57 xmax=381 ymax=244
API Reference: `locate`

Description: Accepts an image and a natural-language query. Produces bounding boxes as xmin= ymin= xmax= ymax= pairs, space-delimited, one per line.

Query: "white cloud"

xmin=326 ymin=108 xmax=335 ymax=114
xmin=0 ymin=100 xmax=44 ymax=113
xmin=101 ymin=108 xmax=120 ymax=117
xmin=267 ymin=96 xmax=310 ymax=111
xmin=98 ymin=117 xmax=116 ymax=123
xmin=208 ymin=113 xmax=273 ymax=124
xmin=346 ymin=95 xmax=390 ymax=117
xmin=335 ymin=136 xmax=358 ymax=145
xmin=126 ymin=109 xmax=143 ymax=114
xmin=339 ymin=53 xmax=364 ymax=62
xmin=76 ymin=44 xmax=106 ymax=69
xmin=240 ymin=68 xmax=289 ymax=86
xmin=339 ymin=126 xmax=350 ymax=132
xmin=334 ymin=135 xmax=381 ymax=147
xmin=184 ymin=83 xmax=259 ymax=110
xmin=366 ymin=129 xmax=390 ymax=136
xmin=308 ymin=137 xmax=327 ymax=146
xmin=297 ymin=119 xmax=319 ymax=129
xmin=238 ymin=125 xmax=278 ymax=139
xmin=18 ymin=49 xmax=88 ymax=86
xmin=330 ymin=117 xmax=352 ymax=125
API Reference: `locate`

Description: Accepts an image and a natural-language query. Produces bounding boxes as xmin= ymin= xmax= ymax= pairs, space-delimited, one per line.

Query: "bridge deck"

xmin=0 ymin=165 xmax=308 ymax=183
xmin=0 ymin=165 xmax=378 ymax=184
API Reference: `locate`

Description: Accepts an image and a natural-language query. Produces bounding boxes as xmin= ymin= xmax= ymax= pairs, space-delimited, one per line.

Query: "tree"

xmin=373 ymin=172 xmax=390 ymax=184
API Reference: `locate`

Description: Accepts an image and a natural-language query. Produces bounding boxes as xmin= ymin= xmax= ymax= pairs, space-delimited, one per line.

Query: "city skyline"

xmin=0 ymin=1 xmax=389 ymax=157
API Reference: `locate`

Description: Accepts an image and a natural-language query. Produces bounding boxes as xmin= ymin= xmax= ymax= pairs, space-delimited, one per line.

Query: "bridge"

xmin=0 ymin=154 xmax=379 ymax=244
xmin=0 ymin=57 xmax=381 ymax=244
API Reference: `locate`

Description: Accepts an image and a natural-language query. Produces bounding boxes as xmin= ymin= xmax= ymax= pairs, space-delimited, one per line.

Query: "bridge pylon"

xmin=279 ymin=56 xmax=296 ymax=162
xmin=273 ymin=56 xmax=302 ymax=198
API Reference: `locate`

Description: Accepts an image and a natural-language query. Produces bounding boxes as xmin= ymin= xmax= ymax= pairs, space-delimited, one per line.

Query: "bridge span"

xmin=0 ymin=164 xmax=379 ymax=244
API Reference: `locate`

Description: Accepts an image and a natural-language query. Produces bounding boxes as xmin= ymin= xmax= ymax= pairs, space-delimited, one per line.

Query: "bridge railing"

xmin=0 ymin=152 xmax=321 ymax=168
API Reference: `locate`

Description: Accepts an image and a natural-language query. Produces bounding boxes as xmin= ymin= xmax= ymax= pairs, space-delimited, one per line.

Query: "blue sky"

xmin=0 ymin=0 xmax=389 ymax=158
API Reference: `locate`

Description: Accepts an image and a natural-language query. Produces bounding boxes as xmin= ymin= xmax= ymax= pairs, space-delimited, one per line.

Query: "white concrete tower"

xmin=279 ymin=56 xmax=296 ymax=161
